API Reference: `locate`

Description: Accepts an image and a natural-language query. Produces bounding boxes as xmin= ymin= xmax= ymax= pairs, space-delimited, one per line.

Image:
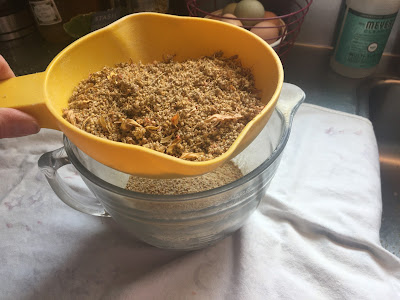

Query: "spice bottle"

xmin=330 ymin=0 xmax=400 ymax=78
xmin=28 ymin=0 xmax=120 ymax=44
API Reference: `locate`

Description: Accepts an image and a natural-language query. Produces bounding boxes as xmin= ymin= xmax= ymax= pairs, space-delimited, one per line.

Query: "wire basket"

xmin=186 ymin=0 xmax=313 ymax=58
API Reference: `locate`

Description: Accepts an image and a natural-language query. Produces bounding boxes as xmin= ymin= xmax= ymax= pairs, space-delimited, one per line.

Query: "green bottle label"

xmin=334 ymin=6 xmax=397 ymax=69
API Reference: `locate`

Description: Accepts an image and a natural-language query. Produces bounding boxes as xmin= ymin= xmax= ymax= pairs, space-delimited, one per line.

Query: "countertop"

xmin=283 ymin=44 xmax=400 ymax=117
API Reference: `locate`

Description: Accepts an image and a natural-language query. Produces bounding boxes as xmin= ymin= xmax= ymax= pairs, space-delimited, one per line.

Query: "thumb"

xmin=0 ymin=108 xmax=40 ymax=138
xmin=0 ymin=55 xmax=15 ymax=80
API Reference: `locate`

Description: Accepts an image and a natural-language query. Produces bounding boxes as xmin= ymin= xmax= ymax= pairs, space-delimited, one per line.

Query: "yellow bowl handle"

xmin=0 ymin=72 xmax=59 ymax=130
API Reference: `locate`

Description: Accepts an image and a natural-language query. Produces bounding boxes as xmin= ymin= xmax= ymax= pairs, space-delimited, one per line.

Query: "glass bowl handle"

xmin=38 ymin=147 xmax=110 ymax=217
xmin=277 ymin=83 xmax=306 ymax=127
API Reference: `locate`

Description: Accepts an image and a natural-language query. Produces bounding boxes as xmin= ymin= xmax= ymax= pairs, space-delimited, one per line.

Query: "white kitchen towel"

xmin=0 ymin=103 xmax=399 ymax=300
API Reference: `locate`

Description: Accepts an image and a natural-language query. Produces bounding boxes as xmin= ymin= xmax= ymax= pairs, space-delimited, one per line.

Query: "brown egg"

xmin=221 ymin=13 xmax=243 ymax=27
xmin=205 ymin=9 xmax=222 ymax=20
xmin=250 ymin=20 xmax=280 ymax=44
xmin=263 ymin=11 xmax=281 ymax=26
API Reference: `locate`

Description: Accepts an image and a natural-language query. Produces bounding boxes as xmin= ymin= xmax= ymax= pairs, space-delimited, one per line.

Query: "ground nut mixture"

xmin=125 ymin=161 xmax=243 ymax=195
xmin=63 ymin=52 xmax=264 ymax=161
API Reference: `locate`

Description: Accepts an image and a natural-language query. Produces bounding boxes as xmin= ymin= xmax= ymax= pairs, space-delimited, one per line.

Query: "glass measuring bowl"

xmin=38 ymin=83 xmax=304 ymax=250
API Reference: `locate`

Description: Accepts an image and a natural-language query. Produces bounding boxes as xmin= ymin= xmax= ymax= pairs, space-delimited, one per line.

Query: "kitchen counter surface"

xmin=283 ymin=44 xmax=400 ymax=117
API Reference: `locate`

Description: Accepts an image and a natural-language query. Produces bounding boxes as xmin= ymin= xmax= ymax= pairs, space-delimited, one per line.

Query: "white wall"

xmin=295 ymin=0 xmax=400 ymax=54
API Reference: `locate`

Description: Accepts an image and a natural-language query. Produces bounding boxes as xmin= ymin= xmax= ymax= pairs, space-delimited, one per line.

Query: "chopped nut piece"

xmin=99 ymin=116 xmax=113 ymax=133
xmin=145 ymin=125 xmax=160 ymax=131
xmin=205 ymin=113 xmax=243 ymax=126
xmin=160 ymin=134 xmax=174 ymax=144
xmin=63 ymin=109 xmax=76 ymax=125
xmin=166 ymin=135 xmax=181 ymax=155
xmin=180 ymin=152 xmax=204 ymax=160
xmin=171 ymin=113 xmax=179 ymax=126
xmin=121 ymin=119 xmax=142 ymax=131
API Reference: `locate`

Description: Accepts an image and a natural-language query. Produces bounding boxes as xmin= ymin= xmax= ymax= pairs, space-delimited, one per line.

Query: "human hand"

xmin=0 ymin=55 xmax=40 ymax=138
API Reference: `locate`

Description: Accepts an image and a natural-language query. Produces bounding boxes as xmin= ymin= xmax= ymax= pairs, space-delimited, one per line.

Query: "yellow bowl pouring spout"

xmin=0 ymin=13 xmax=283 ymax=178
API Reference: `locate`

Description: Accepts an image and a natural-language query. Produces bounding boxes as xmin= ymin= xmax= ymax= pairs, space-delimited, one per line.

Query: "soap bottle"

xmin=330 ymin=0 xmax=400 ymax=78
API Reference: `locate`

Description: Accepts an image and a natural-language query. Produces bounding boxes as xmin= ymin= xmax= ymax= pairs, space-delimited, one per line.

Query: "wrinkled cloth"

xmin=1 ymin=103 xmax=399 ymax=300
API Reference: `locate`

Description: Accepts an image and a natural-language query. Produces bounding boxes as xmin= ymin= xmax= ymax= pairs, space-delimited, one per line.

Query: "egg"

xmin=221 ymin=13 xmax=243 ymax=27
xmin=250 ymin=20 xmax=280 ymax=44
xmin=222 ymin=3 xmax=237 ymax=15
xmin=205 ymin=9 xmax=222 ymax=20
xmin=263 ymin=11 xmax=281 ymax=26
xmin=234 ymin=0 xmax=265 ymax=26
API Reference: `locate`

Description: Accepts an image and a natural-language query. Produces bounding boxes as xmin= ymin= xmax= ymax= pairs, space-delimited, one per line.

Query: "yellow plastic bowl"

xmin=0 ymin=13 xmax=283 ymax=178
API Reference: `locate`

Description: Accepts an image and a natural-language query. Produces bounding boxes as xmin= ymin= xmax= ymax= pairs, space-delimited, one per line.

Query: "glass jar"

xmin=28 ymin=0 xmax=121 ymax=44
xmin=119 ymin=0 xmax=169 ymax=14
